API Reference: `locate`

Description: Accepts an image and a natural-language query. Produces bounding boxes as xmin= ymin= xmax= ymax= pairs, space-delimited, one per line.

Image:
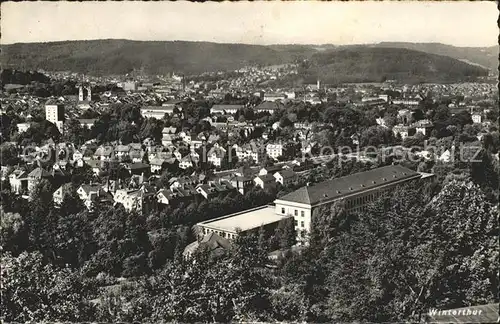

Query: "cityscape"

xmin=1 ymin=1 xmax=498 ymax=323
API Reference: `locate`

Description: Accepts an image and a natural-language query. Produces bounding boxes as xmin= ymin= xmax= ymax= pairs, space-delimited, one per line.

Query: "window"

xmin=281 ymin=207 xmax=285 ymax=214
xmin=301 ymin=210 xmax=305 ymax=217
xmin=301 ymin=221 xmax=304 ymax=227
xmin=295 ymin=220 xmax=298 ymax=226
xmin=294 ymin=209 xmax=298 ymax=216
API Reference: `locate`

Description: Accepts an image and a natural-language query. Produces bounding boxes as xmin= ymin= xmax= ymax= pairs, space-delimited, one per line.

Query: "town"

xmin=1 ymin=1 xmax=498 ymax=323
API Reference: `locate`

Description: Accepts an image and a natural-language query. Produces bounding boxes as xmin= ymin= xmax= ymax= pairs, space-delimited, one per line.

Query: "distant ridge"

xmin=0 ymin=39 xmax=491 ymax=82
xmin=373 ymin=42 xmax=498 ymax=71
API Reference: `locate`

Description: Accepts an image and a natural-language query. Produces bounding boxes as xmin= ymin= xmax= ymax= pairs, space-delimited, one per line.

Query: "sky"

xmin=1 ymin=1 xmax=498 ymax=47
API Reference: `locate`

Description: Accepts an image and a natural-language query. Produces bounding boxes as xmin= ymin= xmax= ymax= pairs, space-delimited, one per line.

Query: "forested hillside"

xmin=1 ymin=40 xmax=489 ymax=83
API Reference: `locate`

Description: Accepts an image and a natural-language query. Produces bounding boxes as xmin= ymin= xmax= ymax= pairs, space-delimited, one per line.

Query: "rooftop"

xmin=276 ymin=165 xmax=421 ymax=206
xmin=198 ymin=205 xmax=288 ymax=233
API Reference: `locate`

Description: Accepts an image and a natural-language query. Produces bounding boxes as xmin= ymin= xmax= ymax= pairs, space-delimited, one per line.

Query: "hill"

xmin=1 ymin=40 xmax=490 ymax=83
xmin=1 ymin=69 xmax=51 ymax=85
xmin=298 ymin=47 xmax=489 ymax=84
xmin=373 ymin=42 xmax=498 ymax=72
xmin=1 ymin=39 xmax=290 ymax=76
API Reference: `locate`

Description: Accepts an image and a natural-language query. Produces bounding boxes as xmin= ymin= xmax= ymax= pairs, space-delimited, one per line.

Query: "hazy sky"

xmin=1 ymin=1 xmax=498 ymax=46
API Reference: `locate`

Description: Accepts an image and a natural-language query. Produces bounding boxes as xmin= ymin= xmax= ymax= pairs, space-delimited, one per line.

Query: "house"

xmin=27 ymin=167 xmax=53 ymax=195
xmin=179 ymin=156 xmax=194 ymax=169
xmin=76 ymin=183 xmax=109 ymax=209
xmin=273 ymin=169 xmax=297 ymax=186
xmin=124 ymin=162 xmax=150 ymax=176
xmin=8 ymin=170 xmax=28 ymax=195
xmin=255 ymin=101 xmax=282 ymax=114
xmin=274 ymin=165 xmax=426 ymax=245
xmin=77 ymin=119 xmax=97 ymax=129
xmin=263 ymin=92 xmax=286 ymax=102
xmin=189 ymin=136 xmax=204 ymax=151
xmin=229 ymin=175 xmax=254 ymax=195
xmin=258 ymin=165 xmax=282 ymax=176
xmin=472 ymin=113 xmax=482 ymax=124
xmin=210 ymin=104 xmax=243 ymax=115
xmin=392 ymin=98 xmax=421 ymax=106
xmin=183 ymin=232 xmax=231 ymax=259
xmin=115 ymin=145 xmax=131 ymax=160
xmin=169 ymin=175 xmax=201 ymax=190
xmin=17 ymin=123 xmax=31 ymax=133
xmin=234 ymin=143 xmax=266 ymax=164
xmin=207 ymin=146 xmax=226 ymax=167
xmin=196 ymin=181 xmax=235 ymax=200
xmin=150 ymin=158 xmax=167 ymax=174
xmin=53 ymin=183 xmax=74 ymax=206
xmin=140 ymin=105 xmax=175 ymax=119
xmin=84 ymin=159 xmax=102 ymax=176
xmin=254 ymin=174 xmax=276 ymax=190
xmin=157 ymin=188 xmax=180 ymax=206
xmin=72 ymin=150 xmax=84 ymax=162
xmin=266 ymin=143 xmax=283 ymax=159
xmin=94 ymin=146 xmax=114 ymax=161
xmin=113 ymin=185 xmax=155 ymax=214
xmin=392 ymin=125 xmax=410 ymax=140
xmin=413 ymin=120 xmax=433 ymax=137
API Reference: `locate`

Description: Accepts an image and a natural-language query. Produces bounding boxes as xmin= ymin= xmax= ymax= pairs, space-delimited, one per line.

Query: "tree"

xmin=1 ymin=251 xmax=96 ymax=322
xmin=0 ymin=143 xmax=20 ymax=166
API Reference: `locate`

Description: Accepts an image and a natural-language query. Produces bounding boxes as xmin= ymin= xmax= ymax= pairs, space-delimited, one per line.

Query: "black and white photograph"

xmin=0 ymin=1 xmax=498 ymax=322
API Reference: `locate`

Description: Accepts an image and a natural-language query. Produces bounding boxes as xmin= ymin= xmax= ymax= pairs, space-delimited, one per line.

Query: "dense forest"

xmin=1 ymin=40 xmax=489 ymax=82
xmin=298 ymin=47 xmax=489 ymax=84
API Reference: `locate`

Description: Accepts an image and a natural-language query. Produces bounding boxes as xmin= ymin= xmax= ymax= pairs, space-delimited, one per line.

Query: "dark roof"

xmin=277 ymin=165 xmax=420 ymax=206
xmin=257 ymin=174 xmax=276 ymax=183
xmin=276 ymin=169 xmax=296 ymax=179
xmin=28 ymin=167 xmax=52 ymax=179
xmin=127 ymin=162 xmax=150 ymax=170
xmin=263 ymin=165 xmax=282 ymax=173
xmin=425 ymin=304 xmax=498 ymax=323
xmin=255 ymin=101 xmax=282 ymax=111
xmin=183 ymin=232 xmax=231 ymax=257
xmin=211 ymin=104 xmax=244 ymax=111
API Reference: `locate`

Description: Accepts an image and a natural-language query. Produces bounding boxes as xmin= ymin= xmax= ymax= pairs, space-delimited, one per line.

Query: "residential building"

xmin=210 ymin=104 xmax=243 ymax=115
xmin=53 ymin=183 xmax=73 ymax=206
xmin=254 ymin=174 xmax=276 ymax=190
xmin=472 ymin=113 xmax=482 ymax=124
xmin=183 ymin=232 xmax=231 ymax=259
xmin=140 ymin=103 xmax=180 ymax=119
xmin=150 ymin=158 xmax=167 ymax=174
xmin=196 ymin=181 xmax=235 ymax=200
xmin=27 ymin=167 xmax=52 ymax=195
xmin=17 ymin=123 xmax=30 ymax=133
xmin=413 ymin=120 xmax=433 ymax=136
xmin=258 ymin=165 xmax=282 ymax=176
xmin=77 ymin=119 xmax=97 ymax=129
xmin=229 ymin=175 xmax=254 ymax=195
xmin=263 ymin=92 xmax=286 ymax=102
xmin=266 ymin=143 xmax=283 ymax=159
xmin=8 ymin=170 xmax=28 ymax=195
xmin=45 ymin=102 xmax=65 ymax=133
xmin=393 ymin=125 xmax=410 ymax=140
xmin=207 ymin=146 xmax=226 ymax=167
xmin=274 ymin=165 xmax=428 ymax=244
xmin=113 ymin=185 xmax=155 ymax=214
xmin=255 ymin=101 xmax=282 ymax=114
xmin=273 ymin=169 xmax=297 ymax=186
